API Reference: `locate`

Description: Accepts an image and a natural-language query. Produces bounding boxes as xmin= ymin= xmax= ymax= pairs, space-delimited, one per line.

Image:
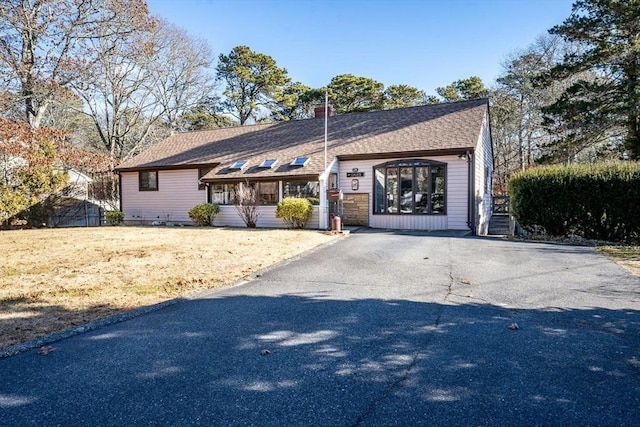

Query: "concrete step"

xmin=488 ymin=227 xmax=511 ymax=235
xmin=488 ymin=215 xmax=513 ymax=235
xmin=490 ymin=218 xmax=511 ymax=225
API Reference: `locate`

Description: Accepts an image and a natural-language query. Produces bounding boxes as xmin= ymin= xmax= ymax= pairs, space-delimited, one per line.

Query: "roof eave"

xmin=202 ymin=172 xmax=321 ymax=183
xmin=336 ymin=147 xmax=475 ymax=161
xmin=115 ymin=162 xmax=221 ymax=173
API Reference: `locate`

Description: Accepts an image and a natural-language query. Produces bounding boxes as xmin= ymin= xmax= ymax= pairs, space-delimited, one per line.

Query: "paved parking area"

xmin=1 ymin=231 xmax=639 ymax=426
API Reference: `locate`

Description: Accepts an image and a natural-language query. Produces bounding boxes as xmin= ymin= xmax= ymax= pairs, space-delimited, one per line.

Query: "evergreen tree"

xmin=436 ymin=76 xmax=488 ymax=102
xmin=271 ymin=82 xmax=318 ymax=121
xmin=327 ymin=74 xmax=385 ymax=114
xmin=383 ymin=84 xmax=427 ymax=109
xmin=216 ymin=46 xmax=290 ymax=125
xmin=540 ymin=0 xmax=640 ymax=159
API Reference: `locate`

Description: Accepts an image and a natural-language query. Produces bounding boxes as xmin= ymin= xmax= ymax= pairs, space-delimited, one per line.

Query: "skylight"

xmin=230 ymin=160 xmax=247 ymax=170
xmin=290 ymin=157 xmax=309 ymax=167
xmin=259 ymin=159 xmax=278 ymax=169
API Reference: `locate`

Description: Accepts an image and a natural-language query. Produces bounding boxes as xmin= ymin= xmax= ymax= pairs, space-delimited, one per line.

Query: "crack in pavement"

xmin=351 ymin=256 xmax=456 ymax=426
xmin=350 ymin=303 xmax=446 ymax=427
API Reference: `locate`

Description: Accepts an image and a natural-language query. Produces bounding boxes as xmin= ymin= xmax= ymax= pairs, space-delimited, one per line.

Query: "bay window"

xmin=374 ymin=160 xmax=446 ymax=215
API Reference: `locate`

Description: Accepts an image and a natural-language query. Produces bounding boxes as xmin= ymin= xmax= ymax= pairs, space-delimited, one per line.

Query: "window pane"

xmin=283 ymin=180 xmax=319 ymax=200
xmin=373 ymin=160 xmax=446 ymax=216
xmin=150 ymin=171 xmax=157 ymax=189
xmin=415 ymin=166 xmax=429 ymax=214
xmin=258 ymin=182 xmax=278 ymax=205
xmin=374 ymin=168 xmax=385 ymax=213
xmin=139 ymin=171 xmax=157 ymax=191
xmin=431 ymin=166 xmax=445 ymax=213
xmin=385 ymin=167 xmax=398 ymax=213
xmin=399 ymin=167 xmax=413 ymax=214
xmin=211 ymin=184 xmax=231 ymax=205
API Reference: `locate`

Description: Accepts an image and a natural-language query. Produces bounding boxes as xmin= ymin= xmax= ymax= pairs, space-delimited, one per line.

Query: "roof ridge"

xmin=171 ymin=98 xmax=489 ymax=137
xmin=173 ymin=121 xmax=276 ymax=135
xmin=116 ymin=99 xmax=489 ymax=172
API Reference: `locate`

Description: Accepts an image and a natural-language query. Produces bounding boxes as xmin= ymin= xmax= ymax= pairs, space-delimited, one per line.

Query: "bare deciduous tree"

xmin=233 ymin=181 xmax=260 ymax=228
xmin=66 ymin=17 xmax=215 ymax=165
xmin=490 ymin=35 xmax=585 ymax=193
xmin=0 ymin=0 xmax=151 ymax=128
xmin=152 ymin=19 xmax=216 ymax=131
xmin=1 ymin=2 xmax=214 ymax=166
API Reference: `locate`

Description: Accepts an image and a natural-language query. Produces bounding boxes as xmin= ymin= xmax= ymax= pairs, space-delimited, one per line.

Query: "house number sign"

xmin=346 ymin=167 xmax=364 ymax=178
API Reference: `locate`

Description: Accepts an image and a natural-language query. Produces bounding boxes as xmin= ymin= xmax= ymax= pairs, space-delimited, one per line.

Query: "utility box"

xmin=327 ymin=189 xmax=343 ymax=201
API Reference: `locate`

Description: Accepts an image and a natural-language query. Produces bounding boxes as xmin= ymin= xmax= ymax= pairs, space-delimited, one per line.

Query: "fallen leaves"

xmin=37 ymin=345 xmax=55 ymax=355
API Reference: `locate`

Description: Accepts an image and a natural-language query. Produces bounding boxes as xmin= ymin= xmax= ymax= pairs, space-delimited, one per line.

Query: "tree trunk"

xmin=626 ymin=53 xmax=640 ymax=159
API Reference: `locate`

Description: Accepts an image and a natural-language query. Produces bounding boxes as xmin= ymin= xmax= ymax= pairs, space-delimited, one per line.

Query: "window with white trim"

xmin=259 ymin=159 xmax=277 ymax=169
xmin=283 ymin=180 xmax=319 ymax=200
xmin=211 ymin=183 xmax=233 ymax=204
xmin=210 ymin=181 xmax=279 ymax=205
xmin=230 ymin=160 xmax=247 ymax=170
xmin=257 ymin=182 xmax=278 ymax=205
xmin=290 ymin=157 xmax=309 ymax=167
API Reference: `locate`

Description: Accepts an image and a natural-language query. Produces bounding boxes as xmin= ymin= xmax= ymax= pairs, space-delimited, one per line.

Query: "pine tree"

xmin=540 ymin=0 xmax=640 ymax=159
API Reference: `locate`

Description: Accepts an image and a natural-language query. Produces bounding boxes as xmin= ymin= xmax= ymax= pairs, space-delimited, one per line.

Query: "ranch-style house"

xmin=115 ymin=98 xmax=494 ymax=234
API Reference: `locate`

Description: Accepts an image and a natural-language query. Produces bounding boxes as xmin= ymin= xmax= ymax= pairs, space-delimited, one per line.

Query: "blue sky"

xmin=146 ymin=0 xmax=575 ymax=96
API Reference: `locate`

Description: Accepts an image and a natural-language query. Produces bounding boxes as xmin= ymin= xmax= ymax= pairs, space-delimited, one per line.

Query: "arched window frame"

xmin=373 ymin=159 xmax=446 ymax=215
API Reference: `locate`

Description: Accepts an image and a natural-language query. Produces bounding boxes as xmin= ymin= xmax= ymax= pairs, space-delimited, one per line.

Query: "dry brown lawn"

xmin=0 ymin=226 xmax=339 ymax=349
xmin=597 ymin=245 xmax=640 ymax=277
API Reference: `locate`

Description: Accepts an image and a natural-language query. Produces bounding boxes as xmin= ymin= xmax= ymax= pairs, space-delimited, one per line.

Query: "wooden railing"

xmin=492 ymin=195 xmax=510 ymax=214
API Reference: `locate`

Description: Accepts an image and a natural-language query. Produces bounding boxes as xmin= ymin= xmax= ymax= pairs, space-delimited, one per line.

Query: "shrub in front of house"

xmin=276 ymin=197 xmax=313 ymax=229
xmin=105 ymin=210 xmax=125 ymax=226
xmin=508 ymin=162 xmax=640 ymax=242
xmin=188 ymin=203 xmax=220 ymax=226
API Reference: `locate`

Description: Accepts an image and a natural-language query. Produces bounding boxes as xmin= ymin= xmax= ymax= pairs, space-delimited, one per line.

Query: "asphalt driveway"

xmin=1 ymin=231 xmax=639 ymax=426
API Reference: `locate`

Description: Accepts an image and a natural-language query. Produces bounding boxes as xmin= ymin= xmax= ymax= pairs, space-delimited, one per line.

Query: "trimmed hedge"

xmin=275 ymin=197 xmax=313 ymax=229
xmin=508 ymin=162 xmax=640 ymax=242
xmin=188 ymin=203 xmax=220 ymax=226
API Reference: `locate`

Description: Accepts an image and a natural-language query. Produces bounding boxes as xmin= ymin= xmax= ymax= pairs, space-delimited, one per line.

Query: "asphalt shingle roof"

xmin=116 ymin=98 xmax=489 ymax=180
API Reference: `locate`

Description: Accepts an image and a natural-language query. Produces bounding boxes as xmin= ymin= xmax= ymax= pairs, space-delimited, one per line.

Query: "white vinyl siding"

xmin=121 ymin=169 xmax=206 ymax=224
xmin=338 ymin=155 xmax=469 ymax=231
xmin=474 ymin=113 xmax=493 ymax=235
xmin=446 ymin=157 xmax=470 ymax=230
xmin=213 ymin=206 xmax=320 ymax=229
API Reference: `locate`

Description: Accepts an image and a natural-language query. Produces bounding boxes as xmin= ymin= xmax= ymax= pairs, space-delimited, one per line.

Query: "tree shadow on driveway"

xmin=1 ymin=294 xmax=638 ymax=426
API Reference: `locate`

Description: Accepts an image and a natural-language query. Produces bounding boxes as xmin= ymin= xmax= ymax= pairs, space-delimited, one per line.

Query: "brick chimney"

xmin=314 ymin=105 xmax=334 ymax=118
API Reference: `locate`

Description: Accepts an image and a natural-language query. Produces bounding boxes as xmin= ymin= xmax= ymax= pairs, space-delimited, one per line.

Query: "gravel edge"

xmin=0 ymin=299 xmax=181 ymax=358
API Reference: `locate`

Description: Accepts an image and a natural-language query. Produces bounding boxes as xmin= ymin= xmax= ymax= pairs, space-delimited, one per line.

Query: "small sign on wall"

xmin=346 ymin=167 xmax=364 ymax=178
xmin=351 ymin=179 xmax=359 ymax=191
